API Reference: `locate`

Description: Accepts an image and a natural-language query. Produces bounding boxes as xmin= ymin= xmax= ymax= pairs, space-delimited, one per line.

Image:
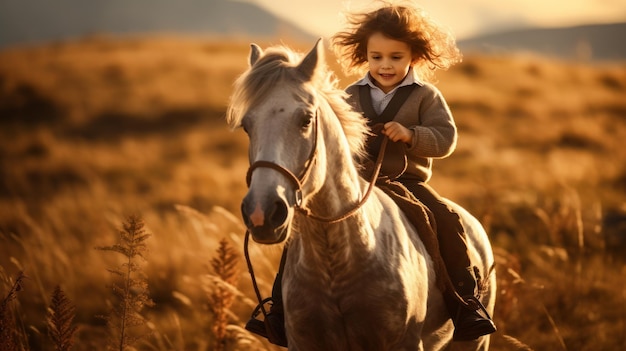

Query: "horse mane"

xmin=226 ymin=44 xmax=369 ymax=160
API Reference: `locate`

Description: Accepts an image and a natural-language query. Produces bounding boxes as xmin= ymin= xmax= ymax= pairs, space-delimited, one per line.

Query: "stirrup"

xmin=462 ymin=296 xmax=492 ymax=316
xmin=244 ymin=297 xmax=288 ymax=347
xmin=245 ymin=297 xmax=272 ymax=337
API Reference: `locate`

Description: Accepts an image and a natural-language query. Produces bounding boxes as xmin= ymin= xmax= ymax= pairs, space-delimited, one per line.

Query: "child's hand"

xmin=383 ymin=122 xmax=412 ymax=144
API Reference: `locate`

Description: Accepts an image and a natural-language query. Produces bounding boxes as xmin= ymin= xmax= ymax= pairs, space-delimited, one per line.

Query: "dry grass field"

xmin=1 ymin=35 xmax=625 ymax=350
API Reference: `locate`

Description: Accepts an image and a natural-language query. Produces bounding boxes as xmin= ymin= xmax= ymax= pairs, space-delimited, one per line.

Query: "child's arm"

xmin=406 ymin=84 xmax=457 ymax=159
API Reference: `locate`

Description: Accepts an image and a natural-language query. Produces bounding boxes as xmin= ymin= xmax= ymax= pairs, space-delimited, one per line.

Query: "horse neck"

xmin=292 ymin=119 xmax=379 ymax=271
xmin=306 ymin=116 xmax=364 ymax=220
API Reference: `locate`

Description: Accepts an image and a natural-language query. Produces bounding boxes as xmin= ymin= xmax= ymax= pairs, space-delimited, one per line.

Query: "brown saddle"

xmin=375 ymin=179 xmax=450 ymax=292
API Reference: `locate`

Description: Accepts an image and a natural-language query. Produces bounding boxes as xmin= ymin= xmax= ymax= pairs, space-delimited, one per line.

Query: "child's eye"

xmin=392 ymin=56 xmax=403 ymax=60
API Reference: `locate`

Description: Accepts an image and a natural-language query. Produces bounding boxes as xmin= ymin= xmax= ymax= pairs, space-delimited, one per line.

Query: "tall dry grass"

xmin=1 ymin=271 xmax=28 ymax=351
xmin=47 ymin=286 xmax=78 ymax=351
xmin=0 ymin=35 xmax=625 ymax=350
xmin=206 ymin=238 xmax=240 ymax=351
xmin=96 ymin=215 xmax=154 ymax=350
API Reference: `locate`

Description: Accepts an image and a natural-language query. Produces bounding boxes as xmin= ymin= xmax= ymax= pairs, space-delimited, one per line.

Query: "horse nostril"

xmin=241 ymin=202 xmax=253 ymax=229
xmin=270 ymin=200 xmax=288 ymax=228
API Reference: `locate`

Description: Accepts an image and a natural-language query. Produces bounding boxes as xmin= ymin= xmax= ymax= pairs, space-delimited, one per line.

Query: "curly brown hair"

xmin=331 ymin=1 xmax=461 ymax=82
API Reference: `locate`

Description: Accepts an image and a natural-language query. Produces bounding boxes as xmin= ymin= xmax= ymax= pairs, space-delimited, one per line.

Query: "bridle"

xmin=244 ymin=110 xmax=319 ymax=212
xmin=244 ymin=110 xmax=388 ymax=224
xmin=243 ymin=109 xmax=389 ymax=334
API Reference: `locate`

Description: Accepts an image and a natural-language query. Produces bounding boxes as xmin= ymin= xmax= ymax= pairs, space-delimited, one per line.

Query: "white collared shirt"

xmin=354 ymin=68 xmax=424 ymax=115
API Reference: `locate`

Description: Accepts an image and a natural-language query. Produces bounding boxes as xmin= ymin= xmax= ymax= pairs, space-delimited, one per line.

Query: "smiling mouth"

xmin=380 ymin=73 xmax=395 ymax=79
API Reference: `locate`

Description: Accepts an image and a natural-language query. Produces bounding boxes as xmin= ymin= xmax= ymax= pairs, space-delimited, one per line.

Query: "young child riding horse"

xmin=245 ymin=2 xmax=496 ymax=346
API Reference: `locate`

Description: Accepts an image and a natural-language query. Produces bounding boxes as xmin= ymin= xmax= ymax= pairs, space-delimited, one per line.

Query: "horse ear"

xmin=297 ymin=38 xmax=323 ymax=81
xmin=250 ymin=43 xmax=263 ymax=66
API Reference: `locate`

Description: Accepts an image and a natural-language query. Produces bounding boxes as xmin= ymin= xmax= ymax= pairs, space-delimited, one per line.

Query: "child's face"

xmin=366 ymin=32 xmax=413 ymax=94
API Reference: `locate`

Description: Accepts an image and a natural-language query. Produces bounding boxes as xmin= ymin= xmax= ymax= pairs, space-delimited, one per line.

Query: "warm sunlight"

xmin=1 ymin=1 xmax=625 ymax=349
xmin=247 ymin=0 xmax=626 ymax=38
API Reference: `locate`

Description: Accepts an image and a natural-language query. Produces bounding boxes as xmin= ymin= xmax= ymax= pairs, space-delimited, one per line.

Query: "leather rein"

xmin=243 ymin=111 xmax=389 ymax=325
xmin=244 ymin=112 xmax=389 ymax=224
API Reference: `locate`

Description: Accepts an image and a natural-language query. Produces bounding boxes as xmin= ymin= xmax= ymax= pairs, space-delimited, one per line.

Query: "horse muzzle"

xmin=241 ymin=191 xmax=292 ymax=244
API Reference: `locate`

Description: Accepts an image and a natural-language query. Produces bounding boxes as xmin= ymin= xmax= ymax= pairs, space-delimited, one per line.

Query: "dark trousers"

xmin=400 ymin=179 xmax=477 ymax=298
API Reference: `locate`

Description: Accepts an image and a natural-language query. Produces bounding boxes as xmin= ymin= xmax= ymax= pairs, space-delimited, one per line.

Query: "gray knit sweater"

xmin=345 ymin=82 xmax=457 ymax=182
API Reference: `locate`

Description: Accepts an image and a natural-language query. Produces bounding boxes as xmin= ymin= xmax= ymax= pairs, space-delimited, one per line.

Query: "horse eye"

xmin=301 ymin=113 xmax=313 ymax=129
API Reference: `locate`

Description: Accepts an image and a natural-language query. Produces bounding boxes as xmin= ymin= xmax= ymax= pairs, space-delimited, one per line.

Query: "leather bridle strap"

xmin=244 ymin=104 xmax=390 ymax=224
xmin=245 ymin=111 xmax=319 ymax=207
xmin=246 ymin=160 xmax=306 ymax=207
xmin=245 ymin=133 xmax=389 ymax=224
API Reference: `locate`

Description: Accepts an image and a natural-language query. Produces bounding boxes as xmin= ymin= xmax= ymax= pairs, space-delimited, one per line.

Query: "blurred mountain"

xmin=2 ymin=0 xmax=625 ymax=62
xmin=0 ymin=0 xmax=315 ymax=48
xmin=458 ymin=22 xmax=626 ymax=61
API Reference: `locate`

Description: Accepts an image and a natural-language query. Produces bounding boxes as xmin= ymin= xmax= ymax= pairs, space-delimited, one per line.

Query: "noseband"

xmin=244 ymin=111 xmax=388 ymax=224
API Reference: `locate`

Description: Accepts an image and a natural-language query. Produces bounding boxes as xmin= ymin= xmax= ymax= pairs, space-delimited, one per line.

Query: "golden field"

xmin=0 ymin=35 xmax=625 ymax=350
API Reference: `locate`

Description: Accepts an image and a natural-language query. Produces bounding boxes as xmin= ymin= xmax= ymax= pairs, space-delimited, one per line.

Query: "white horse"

xmin=226 ymin=39 xmax=496 ymax=351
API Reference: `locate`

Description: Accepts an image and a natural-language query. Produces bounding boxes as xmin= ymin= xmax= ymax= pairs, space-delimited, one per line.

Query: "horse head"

xmin=230 ymin=39 xmax=326 ymax=244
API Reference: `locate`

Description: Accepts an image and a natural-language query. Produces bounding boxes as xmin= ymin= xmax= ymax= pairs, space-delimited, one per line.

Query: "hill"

xmin=2 ymin=1 xmax=626 ymax=63
xmin=458 ymin=22 xmax=626 ymax=61
xmin=0 ymin=37 xmax=625 ymax=350
xmin=0 ymin=0 xmax=315 ymax=48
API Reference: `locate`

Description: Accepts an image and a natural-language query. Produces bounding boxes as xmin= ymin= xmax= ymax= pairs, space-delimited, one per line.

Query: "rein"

xmin=245 ymin=116 xmax=389 ymax=224
xmin=243 ymin=125 xmax=390 ymax=327
xmin=302 ymin=136 xmax=387 ymax=223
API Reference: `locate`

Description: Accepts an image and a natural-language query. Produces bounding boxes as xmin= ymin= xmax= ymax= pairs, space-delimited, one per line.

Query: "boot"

xmin=449 ymin=267 xmax=496 ymax=341
xmin=452 ymin=295 xmax=497 ymax=341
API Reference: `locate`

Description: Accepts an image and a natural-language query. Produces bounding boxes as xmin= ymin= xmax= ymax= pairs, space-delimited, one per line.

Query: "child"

xmin=332 ymin=2 xmax=496 ymax=341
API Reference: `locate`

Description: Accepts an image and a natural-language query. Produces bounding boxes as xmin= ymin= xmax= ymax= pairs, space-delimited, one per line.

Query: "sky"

xmin=245 ymin=0 xmax=626 ymax=39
